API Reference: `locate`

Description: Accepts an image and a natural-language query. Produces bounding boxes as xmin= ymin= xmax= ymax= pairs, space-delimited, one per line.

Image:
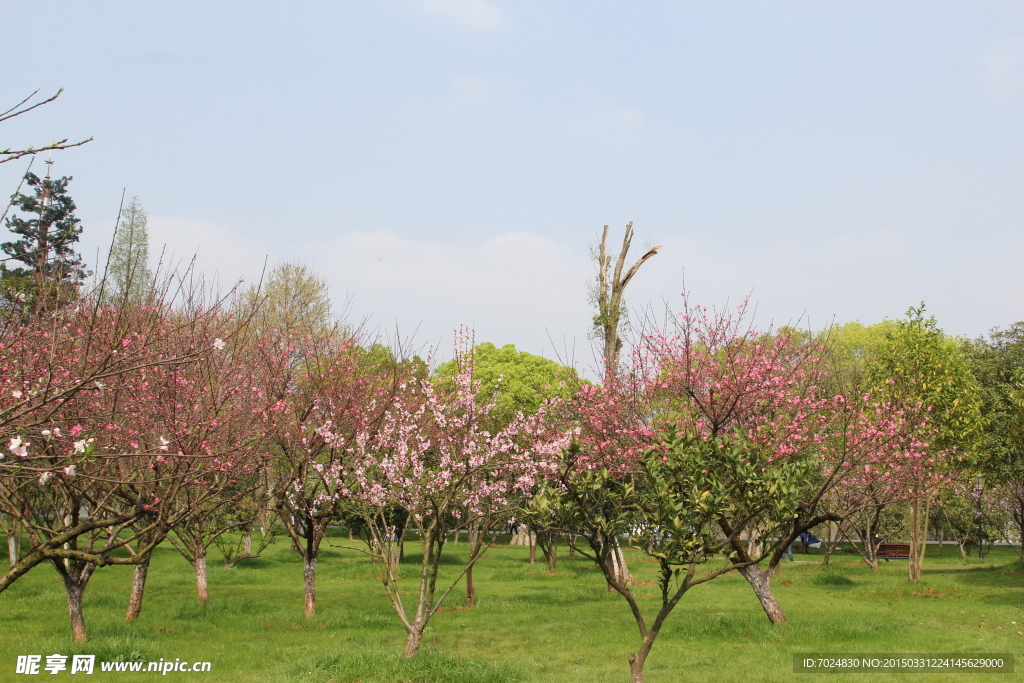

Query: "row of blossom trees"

xmin=0 ymin=265 xmax=978 ymax=682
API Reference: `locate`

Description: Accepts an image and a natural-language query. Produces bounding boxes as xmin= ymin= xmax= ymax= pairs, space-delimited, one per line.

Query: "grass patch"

xmin=2 ymin=534 xmax=1022 ymax=682
xmin=285 ymin=648 xmax=526 ymax=683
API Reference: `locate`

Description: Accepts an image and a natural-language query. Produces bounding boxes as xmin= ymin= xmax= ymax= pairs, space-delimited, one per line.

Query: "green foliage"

xmin=244 ymin=261 xmax=334 ymax=337
xmin=435 ymin=342 xmax=581 ymax=425
xmin=962 ymin=323 xmax=1024 ymax=485
xmin=932 ymin=483 xmax=1007 ymax=551
xmin=1 ymin=171 xmax=89 ymax=302
xmin=866 ymin=305 xmax=985 ymax=463
xmin=640 ymin=431 xmax=807 ymax=570
xmin=822 ymin=320 xmax=897 ymax=392
xmin=359 ymin=343 xmax=429 ymax=383
xmin=105 ymin=195 xmax=152 ymax=303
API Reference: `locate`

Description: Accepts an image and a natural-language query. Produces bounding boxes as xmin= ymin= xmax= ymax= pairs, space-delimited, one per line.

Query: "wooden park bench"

xmin=877 ymin=543 xmax=910 ymax=560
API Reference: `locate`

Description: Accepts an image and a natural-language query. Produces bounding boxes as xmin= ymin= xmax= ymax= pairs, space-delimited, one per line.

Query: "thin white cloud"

xmin=410 ymin=0 xmax=509 ymax=31
xmin=981 ymin=37 xmax=1024 ymax=100
xmin=147 ymin=216 xmax=269 ymax=291
xmin=431 ymin=74 xmax=498 ymax=113
xmin=571 ymin=106 xmax=645 ymax=138
xmin=142 ymin=219 xmax=590 ymax=359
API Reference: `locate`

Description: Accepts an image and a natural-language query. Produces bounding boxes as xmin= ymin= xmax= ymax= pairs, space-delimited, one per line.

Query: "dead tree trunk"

xmin=593 ymin=223 xmax=658 ymax=590
xmin=594 ymin=223 xmax=661 ymax=378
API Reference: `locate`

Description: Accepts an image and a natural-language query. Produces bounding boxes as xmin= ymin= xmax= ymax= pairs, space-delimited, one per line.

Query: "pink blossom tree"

xmin=325 ymin=333 xmax=569 ymax=657
xmin=257 ymin=329 xmax=405 ymax=619
xmin=0 ymin=280 xmax=259 ymax=641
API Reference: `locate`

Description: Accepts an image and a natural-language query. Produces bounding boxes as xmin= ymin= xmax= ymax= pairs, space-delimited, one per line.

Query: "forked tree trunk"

xmin=194 ymin=553 xmax=210 ymax=605
xmin=56 ymin=561 xmax=95 ymax=644
xmin=607 ymin=537 xmax=632 ymax=590
xmin=303 ymin=556 xmax=317 ymax=618
xmin=404 ymin=620 xmax=425 ymax=658
xmin=125 ymin=555 xmax=151 ymax=621
xmin=738 ymin=565 xmax=787 ymax=624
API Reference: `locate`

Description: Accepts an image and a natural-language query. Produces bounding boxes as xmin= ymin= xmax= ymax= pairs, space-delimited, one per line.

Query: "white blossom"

xmin=8 ymin=436 xmax=29 ymax=457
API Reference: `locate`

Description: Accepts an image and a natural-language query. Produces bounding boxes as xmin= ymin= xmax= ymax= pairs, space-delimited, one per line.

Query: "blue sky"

xmin=3 ymin=1 xmax=1023 ymax=367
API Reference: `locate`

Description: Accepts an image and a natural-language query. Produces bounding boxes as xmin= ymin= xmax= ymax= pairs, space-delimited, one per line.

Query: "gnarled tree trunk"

xmin=54 ymin=559 xmax=96 ymax=643
xmin=125 ymin=554 xmax=151 ymax=621
xmin=738 ymin=565 xmax=786 ymax=624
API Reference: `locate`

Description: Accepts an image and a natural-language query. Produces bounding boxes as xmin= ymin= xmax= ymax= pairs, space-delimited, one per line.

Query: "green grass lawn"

xmin=1 ymin=534 xmax=1021 ymax=682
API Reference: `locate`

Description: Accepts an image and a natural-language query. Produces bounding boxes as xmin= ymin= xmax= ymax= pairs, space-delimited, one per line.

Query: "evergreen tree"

xmin=107 ymin=195 xmax=152 ymax=302
xmin=1 ymin=170 xmax=89 ymax=299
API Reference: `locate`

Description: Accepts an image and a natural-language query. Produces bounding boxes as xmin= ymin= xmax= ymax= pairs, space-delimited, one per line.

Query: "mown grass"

xmin=1 ymin=533 xmax=1022 ymax=682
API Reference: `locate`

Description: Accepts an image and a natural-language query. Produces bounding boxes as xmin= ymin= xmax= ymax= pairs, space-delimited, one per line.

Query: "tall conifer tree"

xmin=107 ymin=195 xmax=152 ymax=303
xmin=1 ymin=167 xmax=88 ymax=299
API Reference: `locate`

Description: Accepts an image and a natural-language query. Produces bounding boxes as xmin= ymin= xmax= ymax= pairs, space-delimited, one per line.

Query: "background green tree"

xmin=105 ymin=195 xmax=152 ymax=303
xmin=1 ymin=171 xmax=89 ymax=302
xmin=435 ymin=341 xmax=581 ymax=428
xmin=963 ymin=323 xmax=1024 ymax=557
xmin=865 ymin=305 xmax=985 ymax=580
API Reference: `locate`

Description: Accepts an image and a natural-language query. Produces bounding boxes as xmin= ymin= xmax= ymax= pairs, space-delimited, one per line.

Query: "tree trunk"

xmin=528 ymin=528 xmax=536 ymax=565
xmin=628 ymin=639 xmax=654 ymax=683
xmin=738 ymin=564 xmax=787 ymax=624
xmin=57 ymin=562 xmax=95 ymax=644
xmin=66 ymin=580 xmax=88 ymax=643
xmin=303 ymin=555 xmax=317 ymax=618
xmin=607 ymin=537 xmax=632 ymax=590
xmin=7 ymin=520 xmax=21 ymax=568
xmin=194 ymin=553 xmax=210 ymax=605
xmin=404 ymin=622 xmax=424 ymax=658
xmin=466 ymin=525 xmax=480 ymax=607
xmin=125 ymin=554 xmax=151 ymax=621
xmin=548 ymin=533 xmax=557 ymax=571
xmin=465 ymin=562 xmax=475 ymax=607
xmin=243 ymin=532 xmax=253 ymax=557
xmin=908 ymin=498 xmax=923 ymax=582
